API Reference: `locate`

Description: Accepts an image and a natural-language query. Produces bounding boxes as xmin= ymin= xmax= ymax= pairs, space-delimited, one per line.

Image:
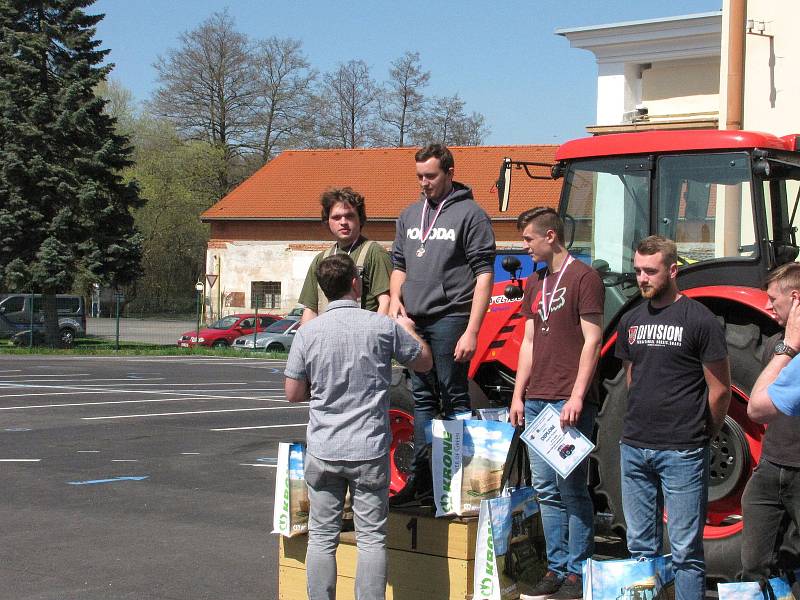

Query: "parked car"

xmin=232 ymin=316 xmax=301 ymax=352
xmin=0 ymin=293 xmax=86 ymax=341
xmin=177 ymin=313 xmax=281 ymax=348
xmin=0 ymin=311 xmax=80 ymax=347
xmin=287 ymin=305 xmax=305 ymax=318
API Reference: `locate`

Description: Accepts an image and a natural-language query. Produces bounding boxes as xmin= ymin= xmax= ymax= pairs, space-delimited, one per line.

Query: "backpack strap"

xmin=316 ymin=240 xmax=377 ymax=313
xmin=353 ymin=240 xmax=377 ymax=309
xmin=315 ymin=243 xmax=339 ymax=314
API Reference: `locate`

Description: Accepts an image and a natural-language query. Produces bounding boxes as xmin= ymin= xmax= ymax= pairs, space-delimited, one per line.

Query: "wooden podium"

xmin=278 ymin=507 xmax=479 ymax=600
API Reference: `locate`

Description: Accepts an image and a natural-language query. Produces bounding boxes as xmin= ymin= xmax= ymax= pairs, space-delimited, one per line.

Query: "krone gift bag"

xmin=271 ymin=442 xmax=309 ymax=537
xmin=474 ymin=487 xmax=541 ymax=600
xmin=718 ymin=571 xmax=800 ymax=599
xmin=582 ymin=555 xmax=674 ymax=600
xmin=432 ymin=419 xmax=515 ymax=517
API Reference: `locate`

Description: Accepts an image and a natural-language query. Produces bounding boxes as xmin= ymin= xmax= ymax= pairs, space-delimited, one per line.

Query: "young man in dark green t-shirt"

xmin=299 ymin=187 xmax=392 ymax=324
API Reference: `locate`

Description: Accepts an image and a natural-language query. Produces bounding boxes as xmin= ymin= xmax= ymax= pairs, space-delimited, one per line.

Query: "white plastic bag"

xmin=432 ymin=419 xmax=515 ymax=517
xmin=271 ymin=441 xmax=309 ymax=537
xmin=474 ymin=487 xmax=540 ymax=600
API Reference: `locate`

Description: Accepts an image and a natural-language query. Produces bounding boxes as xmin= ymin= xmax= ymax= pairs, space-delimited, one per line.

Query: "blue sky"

xmin=92 ymin=0 xmax=721 ymax=145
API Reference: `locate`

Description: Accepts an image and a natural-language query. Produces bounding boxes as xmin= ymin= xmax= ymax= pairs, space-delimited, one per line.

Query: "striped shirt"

xmin=284 ymin=300 xmax=421 ymax=461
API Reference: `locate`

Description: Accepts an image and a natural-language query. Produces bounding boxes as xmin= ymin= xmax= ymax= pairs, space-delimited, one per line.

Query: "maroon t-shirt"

xmin=520 ymin=258 xmax=605 ymax=403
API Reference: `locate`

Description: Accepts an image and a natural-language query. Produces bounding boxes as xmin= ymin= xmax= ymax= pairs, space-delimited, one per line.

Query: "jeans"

xmin=741 ymin=458 xmax=800 ymax=581
xmin=620 ymin=443 xmax=709 ymax=600
xmin=304 ymin=453 xmax=390 ymax=600
xmin=409 ymin=314 xmax=471 ymax=475
xmin=526 ymin=398 xmax=596 ymax=578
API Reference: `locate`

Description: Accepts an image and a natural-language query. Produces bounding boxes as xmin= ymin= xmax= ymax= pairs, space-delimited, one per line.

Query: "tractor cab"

xmin=478 ymin=129 xmax=800 ymax=581
xmin=498 ymin=130 xmax=800 ymax=333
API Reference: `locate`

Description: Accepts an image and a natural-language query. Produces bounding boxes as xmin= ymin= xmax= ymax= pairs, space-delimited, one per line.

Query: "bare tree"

xmin=252 ymin=37 xmax=316 ymax=162
xmin=317 ymin=60 xmax=378 ymax=148
xmin=453 ymin=111 xmax=490 ymax=146
xmin=377 ymin=51 xmax=429 ymax=147
xmin=414 ymin=94 xmax=489 ymax=146
xmin=414 ymin=94 xmax=464 ymax=145
xmin=149 ymin=10 xmax=258 ymax=187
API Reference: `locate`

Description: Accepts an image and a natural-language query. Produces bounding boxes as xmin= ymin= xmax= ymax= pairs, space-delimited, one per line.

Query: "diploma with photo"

xmin=520 ymin=404 xmax=594 ymax=478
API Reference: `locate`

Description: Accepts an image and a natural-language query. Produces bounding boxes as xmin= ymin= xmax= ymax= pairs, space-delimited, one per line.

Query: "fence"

xmin=0 ymin=290 xmax=292 ymax=349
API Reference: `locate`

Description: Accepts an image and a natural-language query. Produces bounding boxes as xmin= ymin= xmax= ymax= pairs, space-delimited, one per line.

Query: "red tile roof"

xmin=200 ymin=145 xmax=561 ymax=222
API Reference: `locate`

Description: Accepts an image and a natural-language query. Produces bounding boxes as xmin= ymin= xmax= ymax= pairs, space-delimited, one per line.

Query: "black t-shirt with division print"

xmin=615 ymin=296 xmax=728 ymax=450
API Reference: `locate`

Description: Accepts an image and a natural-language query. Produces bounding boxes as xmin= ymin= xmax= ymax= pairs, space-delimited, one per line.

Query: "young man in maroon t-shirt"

xmin=510 ymin=207 xmax=604 ymax=600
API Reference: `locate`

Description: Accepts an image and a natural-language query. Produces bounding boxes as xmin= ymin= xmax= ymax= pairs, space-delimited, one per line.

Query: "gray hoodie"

xmin=392 ymin=182 xmax=495 ymax=318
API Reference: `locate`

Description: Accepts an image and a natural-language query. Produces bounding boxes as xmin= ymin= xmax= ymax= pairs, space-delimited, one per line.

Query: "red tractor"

xmin=389 ymin=129 xmax=800 ymax=582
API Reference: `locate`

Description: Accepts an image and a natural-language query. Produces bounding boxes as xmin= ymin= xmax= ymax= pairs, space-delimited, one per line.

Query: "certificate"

xmin=520 ymin=404 xmax=595 ymax=478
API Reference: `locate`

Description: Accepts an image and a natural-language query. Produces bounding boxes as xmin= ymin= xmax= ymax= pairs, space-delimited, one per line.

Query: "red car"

xmin=177 ymin=313 xmax=281 ymax=348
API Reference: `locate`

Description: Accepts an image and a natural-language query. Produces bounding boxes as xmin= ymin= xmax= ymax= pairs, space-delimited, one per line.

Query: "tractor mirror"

xmin=501 ymin=255 xmax=521 ymax=275
xmin=504 ymin=284 xmax=524 ymax=300
xmin=497 ymin=158 xmax=512 ymax=212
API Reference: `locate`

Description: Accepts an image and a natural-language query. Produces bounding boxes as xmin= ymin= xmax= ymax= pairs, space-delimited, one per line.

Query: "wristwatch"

xmin=774 ymin=340 xmax=798 ymax=358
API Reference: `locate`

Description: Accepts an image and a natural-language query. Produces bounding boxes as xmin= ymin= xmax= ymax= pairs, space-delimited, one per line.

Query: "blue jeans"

xmin=304 ymin=453 xmax=390 ymax=600
xmin=620 ymin=443 xmax=709 ymax=600
xmin=409 ymin=314 xmax=471 ymax=474
xmin=526 ymin=398 xmax=596 ymax=578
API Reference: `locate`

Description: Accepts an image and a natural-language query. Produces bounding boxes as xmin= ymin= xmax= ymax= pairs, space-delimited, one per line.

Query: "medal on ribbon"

xmin=416 ymin=197 xmax=449 ymax=258
xmin=540 ymin=254 xmax=574 ymax=336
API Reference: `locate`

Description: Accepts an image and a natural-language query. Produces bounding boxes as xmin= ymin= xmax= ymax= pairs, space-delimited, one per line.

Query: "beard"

xmin=640 ymin=279 xmax=670 ymax=300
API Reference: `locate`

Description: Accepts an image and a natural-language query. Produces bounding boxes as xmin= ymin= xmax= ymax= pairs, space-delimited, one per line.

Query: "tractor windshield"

xmin=656 ymin=152 xmax=756 ymax=263
xmin=562 ymin=156 xmax=650 ymax=279
xmin=562 ymin=151 xmax=757 ymax=279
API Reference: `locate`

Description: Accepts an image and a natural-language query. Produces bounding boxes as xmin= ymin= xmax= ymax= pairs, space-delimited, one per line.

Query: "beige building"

xmin=557 ymin=0 xmax=800 ymax=137
xmin=199 ymin=146 xmax=559 ymax=317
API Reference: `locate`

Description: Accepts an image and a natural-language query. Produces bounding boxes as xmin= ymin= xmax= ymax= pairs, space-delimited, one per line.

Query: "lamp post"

xmin=195 ymin=280 xmax=204 ymax=350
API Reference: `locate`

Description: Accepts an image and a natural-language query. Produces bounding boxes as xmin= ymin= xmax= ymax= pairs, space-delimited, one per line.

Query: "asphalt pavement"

xmin=0 ymin=355 xmax=303 ymax=600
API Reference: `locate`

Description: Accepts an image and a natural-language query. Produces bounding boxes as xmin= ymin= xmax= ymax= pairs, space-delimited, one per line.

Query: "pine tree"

xmin=0 ymin=0 xmax=143 ymax=345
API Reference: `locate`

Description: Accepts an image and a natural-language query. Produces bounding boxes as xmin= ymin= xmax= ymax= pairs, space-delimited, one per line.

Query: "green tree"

xmin=123 ymin=118 xmax=225 ymax=315
xmin=0 ymin=0 xmax=143 ymax=344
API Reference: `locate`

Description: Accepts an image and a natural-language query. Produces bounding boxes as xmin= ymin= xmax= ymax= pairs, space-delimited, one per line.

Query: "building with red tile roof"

xmin=200 ymin=145 xmax=559 ymax=315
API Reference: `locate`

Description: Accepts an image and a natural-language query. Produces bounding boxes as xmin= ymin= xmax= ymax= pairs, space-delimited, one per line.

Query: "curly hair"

xmin=320 ymin=187 xmax=367 ymax=226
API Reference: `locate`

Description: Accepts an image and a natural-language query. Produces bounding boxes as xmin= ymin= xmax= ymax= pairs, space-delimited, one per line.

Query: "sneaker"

xmin=548 ymin=573 xmax=582 ymax=599
xmin=519 ymin=570 xmax=562 ymax=600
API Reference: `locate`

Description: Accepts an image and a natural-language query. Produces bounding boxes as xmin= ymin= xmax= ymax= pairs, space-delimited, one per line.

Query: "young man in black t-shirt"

xmin=741 ymin=262 xmax=800 ymax=583
xmin=615 ymin=236 xmax=730 ymax=600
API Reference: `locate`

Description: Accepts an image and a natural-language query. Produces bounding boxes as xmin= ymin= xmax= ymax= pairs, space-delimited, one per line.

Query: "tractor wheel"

xmin=388 ymin=368 xmax=415 ymax=495
xmin=594 ymin=322 xmax=766 ymax=582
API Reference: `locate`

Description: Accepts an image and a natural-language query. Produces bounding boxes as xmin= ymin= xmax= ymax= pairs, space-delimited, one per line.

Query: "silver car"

xmin=232 ymin=316 xmax=301 ymax=352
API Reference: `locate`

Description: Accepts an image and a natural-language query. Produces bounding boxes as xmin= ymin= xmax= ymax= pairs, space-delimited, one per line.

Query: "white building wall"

xmin=742 ymin=0 xmax=800 ymax=134
xmin=205 ymin=242 xmax=318 ymax=317
xmin=558 ymin=13 xmax=722 ymax=130
xmin=642 ymin=57 xmax=720 ymax=118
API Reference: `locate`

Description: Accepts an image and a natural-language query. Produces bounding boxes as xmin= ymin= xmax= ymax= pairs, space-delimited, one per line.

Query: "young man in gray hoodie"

xmin=389 ymin=143 xmax=496 ymax=504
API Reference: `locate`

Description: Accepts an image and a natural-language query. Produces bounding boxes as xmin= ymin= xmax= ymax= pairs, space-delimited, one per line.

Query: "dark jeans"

xmin=741 ymin=458 xmax=800 ymax=581
xmin=409 ymin=314 xmax=471 ymax=475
